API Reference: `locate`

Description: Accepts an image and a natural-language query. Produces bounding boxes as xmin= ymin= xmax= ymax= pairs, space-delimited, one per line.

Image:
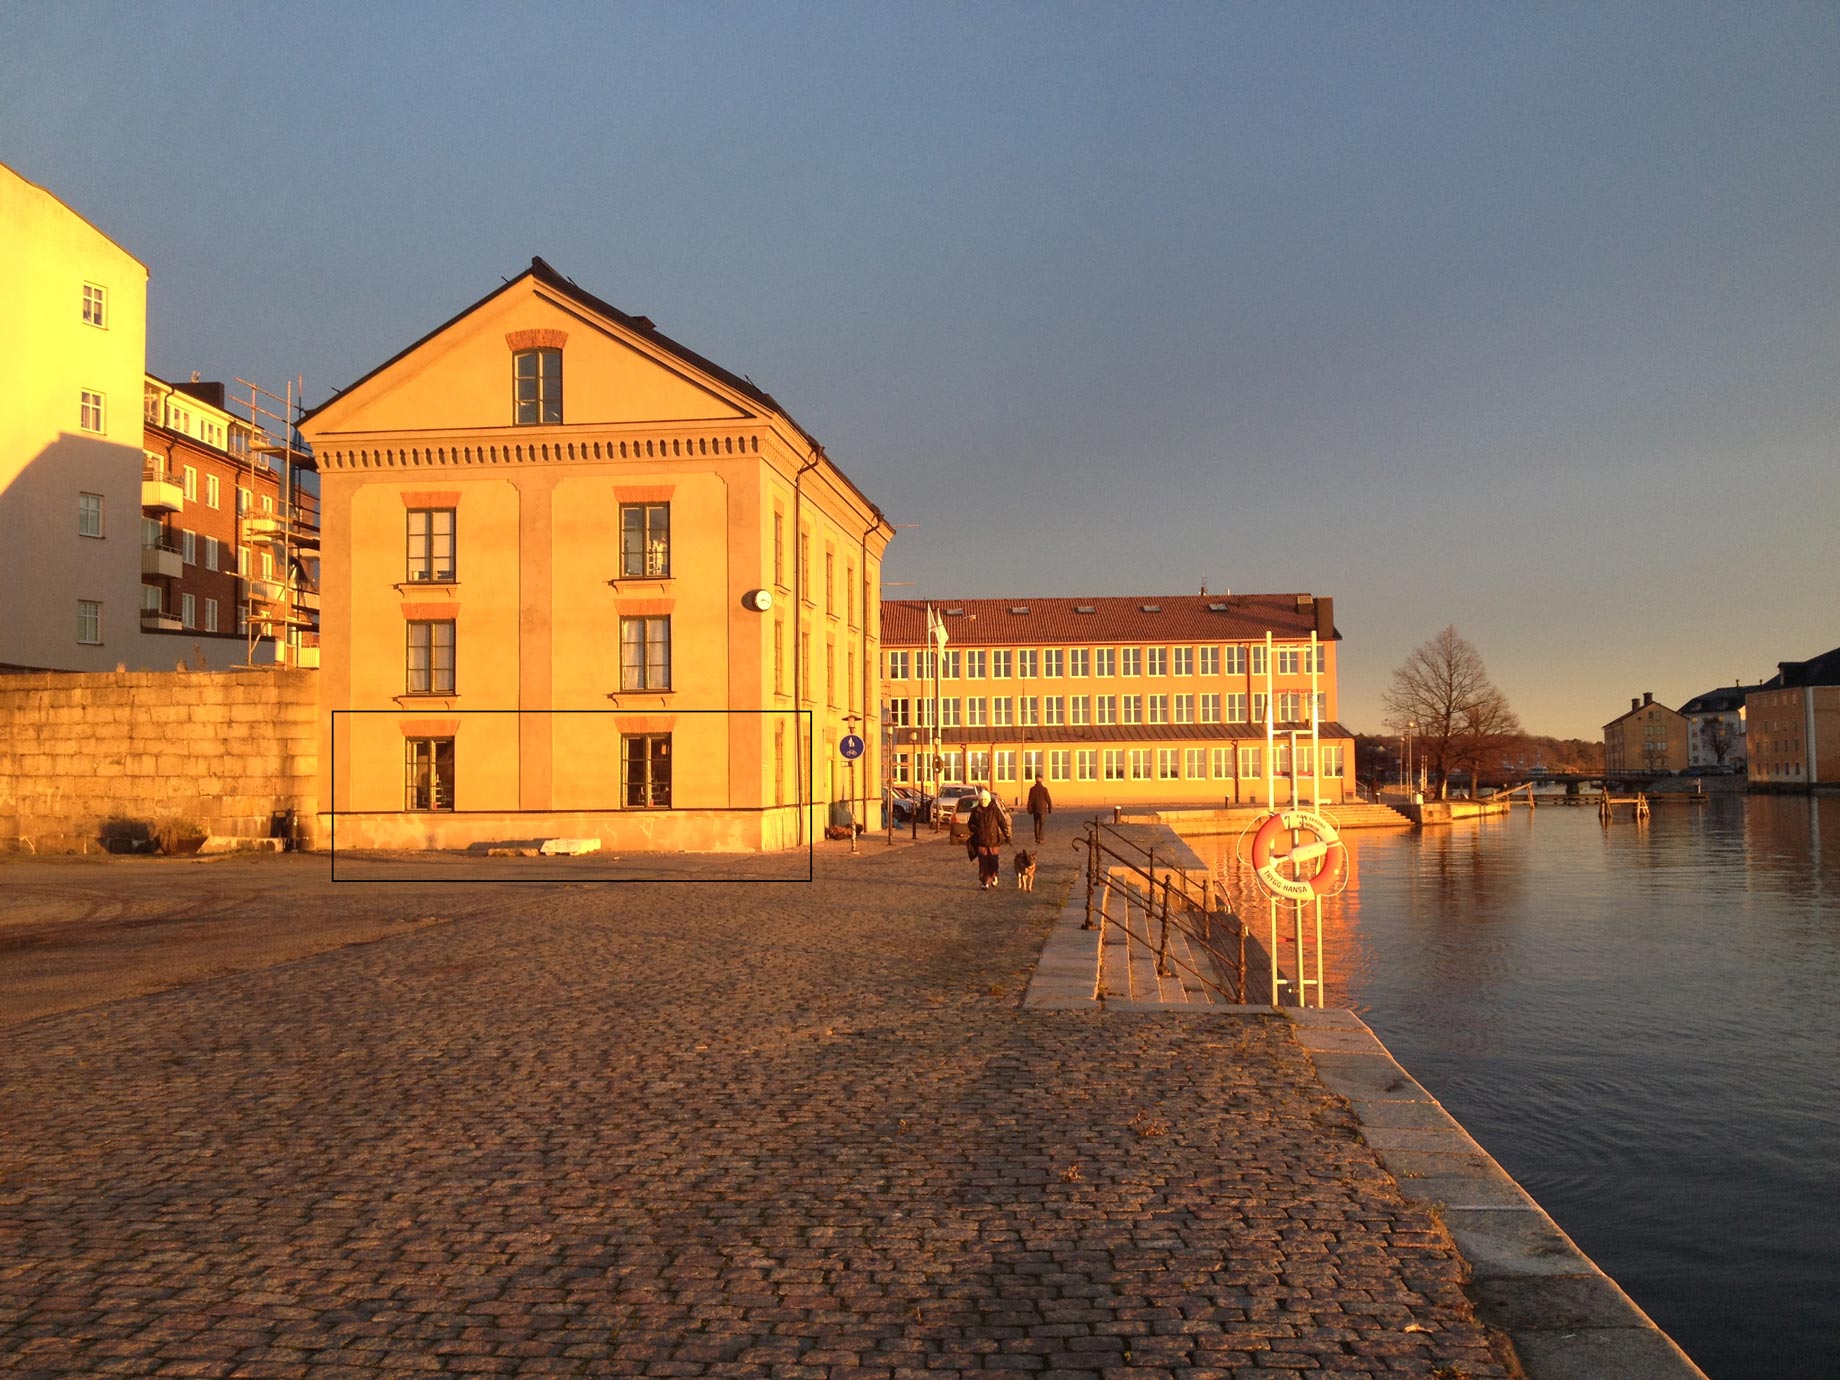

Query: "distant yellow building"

xmin=300 ymin=258 xmax=891 ymax=851
xmin=1602 ymin=693 xmax=1687 ymax=774
xmin=879 ymin=594 xmax=1354 ymax=810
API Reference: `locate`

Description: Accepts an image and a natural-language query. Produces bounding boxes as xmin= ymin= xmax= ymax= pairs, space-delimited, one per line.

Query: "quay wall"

xmin=0 ymin=669 xmax=319 ymax=852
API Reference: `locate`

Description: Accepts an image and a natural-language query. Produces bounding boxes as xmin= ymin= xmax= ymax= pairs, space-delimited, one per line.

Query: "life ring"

xmin=1249 ymin=809 xmax=1345 ymax=901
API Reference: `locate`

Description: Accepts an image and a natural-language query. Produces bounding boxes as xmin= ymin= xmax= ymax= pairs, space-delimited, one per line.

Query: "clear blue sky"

xmin=6 ymin=2 xmax=1835 ymax=739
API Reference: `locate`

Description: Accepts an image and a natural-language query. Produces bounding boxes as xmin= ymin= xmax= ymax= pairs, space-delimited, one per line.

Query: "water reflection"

xmin=1188 ymin=796 xmax=1840 ymax=1380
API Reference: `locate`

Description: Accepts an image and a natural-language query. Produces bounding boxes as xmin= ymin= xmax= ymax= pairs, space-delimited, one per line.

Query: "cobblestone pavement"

xmin=0 ymin=830 xmax=1510 ymax=1378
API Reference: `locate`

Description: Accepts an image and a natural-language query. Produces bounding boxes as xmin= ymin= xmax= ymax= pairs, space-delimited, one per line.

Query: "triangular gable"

xmin=304 ymin=265 xmax=755 ymax=436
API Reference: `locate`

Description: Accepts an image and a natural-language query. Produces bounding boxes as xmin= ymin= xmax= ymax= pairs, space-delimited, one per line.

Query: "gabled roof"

xmin=1603 ymin=698 xmax=1683 ymax=730
xmin=1678 ymin=686 xmax=1748 ymax=716
xmin=882 ymin=594 xmax=1337 ymax=647
xmin=1771 ymin=645 xmax=1840 ymax=690
xmin=300 ymin=257 xmax=816 ymax=450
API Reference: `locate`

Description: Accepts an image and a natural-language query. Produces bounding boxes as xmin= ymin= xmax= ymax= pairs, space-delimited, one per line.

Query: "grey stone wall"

xmin=0 ymin=669 xmax=319 ymax=853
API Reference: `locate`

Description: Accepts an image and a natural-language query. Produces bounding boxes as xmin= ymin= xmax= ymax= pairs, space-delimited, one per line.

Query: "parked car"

xmin=948 ymin=793 xmax=980 ymax=842
xmin=932 ymin=784 xmax=978 ymax=826
xmin=885 ymin=785 xmax=930 ymax=825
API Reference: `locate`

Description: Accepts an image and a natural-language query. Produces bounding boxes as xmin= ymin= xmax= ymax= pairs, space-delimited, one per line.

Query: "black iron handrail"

xmin=1074 ymin=822 xmax=1247 ymax=1002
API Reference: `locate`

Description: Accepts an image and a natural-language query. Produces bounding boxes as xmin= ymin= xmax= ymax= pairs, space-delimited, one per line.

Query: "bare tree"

xmin=1704 ymin=718 xmax=1735 ymax=766
xmin=1381 ymin=626 xmax=1522 ymax=798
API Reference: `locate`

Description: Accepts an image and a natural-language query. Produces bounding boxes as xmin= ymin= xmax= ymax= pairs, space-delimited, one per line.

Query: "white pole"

xmin=1310 ymin=630 xmax=1321 ymax=808
xmin=1264 ymin=631 xmax=1275 ymax=809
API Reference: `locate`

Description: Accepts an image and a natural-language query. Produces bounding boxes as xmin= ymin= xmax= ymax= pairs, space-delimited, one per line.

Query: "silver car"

xmin=932 ymin=784 xmax=978 ymax=826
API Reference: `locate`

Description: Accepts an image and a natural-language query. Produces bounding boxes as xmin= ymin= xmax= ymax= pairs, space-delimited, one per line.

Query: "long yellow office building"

xmin=301 ymin=258 xmax=890 ymax=851
xmin=880 ymin=594 xmax=1354 ymax=810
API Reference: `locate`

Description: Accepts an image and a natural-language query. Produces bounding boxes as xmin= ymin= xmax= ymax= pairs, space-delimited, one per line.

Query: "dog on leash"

xmin=1013 ymin=850 xmax=1037 ymax=891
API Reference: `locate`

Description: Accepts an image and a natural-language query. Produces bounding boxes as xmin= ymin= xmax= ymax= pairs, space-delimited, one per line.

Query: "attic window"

xmin=1141 ymin=604 xmax=1162 ymax=613
xmin=945 ymin=607 xmax=964 ymax=616
xmin=1074 ymin=605 xmax=1096 ymax=614
xmin=1009 ymin=606 xmax=1030 ymax=615
xmin=1207 ymin=602 xmax=1228 ymax=612
xmin=513 ymin=347 xmax=562 ymax=425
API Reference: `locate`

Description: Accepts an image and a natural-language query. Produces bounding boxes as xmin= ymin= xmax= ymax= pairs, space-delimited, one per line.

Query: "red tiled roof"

xmin=881 ymin=594 xmax=1337 ymax=648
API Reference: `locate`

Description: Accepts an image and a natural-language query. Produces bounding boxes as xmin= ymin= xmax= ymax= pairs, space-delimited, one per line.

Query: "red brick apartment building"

xmin=879 ymin=592 xmax=1353 ymax=810
xmin=140 ymin=375 xmax=319 ymax=666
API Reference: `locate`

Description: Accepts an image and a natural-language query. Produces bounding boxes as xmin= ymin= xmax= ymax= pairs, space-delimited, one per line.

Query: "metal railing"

xmin=1074 ymin=819 xmax=1247 ymax=1003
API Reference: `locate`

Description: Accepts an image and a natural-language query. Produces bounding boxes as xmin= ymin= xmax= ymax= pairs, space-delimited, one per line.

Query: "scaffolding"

xmin=230 ymin=377 xmax=320 ymax=668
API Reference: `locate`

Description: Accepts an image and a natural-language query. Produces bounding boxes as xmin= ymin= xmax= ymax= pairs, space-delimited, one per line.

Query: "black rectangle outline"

xmin=329 ymin=708 xmax=815 ymax=884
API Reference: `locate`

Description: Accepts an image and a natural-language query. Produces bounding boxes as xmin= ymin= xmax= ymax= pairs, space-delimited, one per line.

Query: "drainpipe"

xmin=791 ymin=450 xmax=822 ymax=846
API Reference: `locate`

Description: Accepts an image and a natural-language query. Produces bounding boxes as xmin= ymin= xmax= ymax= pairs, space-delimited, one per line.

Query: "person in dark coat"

xmin=1026 ymin=775 xmax=1052 ymax=844
xmin=967 ymin=788 xmax=1010 ymax=890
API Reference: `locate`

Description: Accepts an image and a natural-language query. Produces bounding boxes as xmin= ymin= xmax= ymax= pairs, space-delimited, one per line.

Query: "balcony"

xmin=140 ymin=606 xmax=181 ymax=632
xmin=294 ymin=645 xmax=321 ymax=669
xmin=296 ymin=586 xmax=321 ymax=614
xmin=141 ymin=542 xmax=183 ymax=578
xmin=141 ymin=475 xmax=184 ymax=512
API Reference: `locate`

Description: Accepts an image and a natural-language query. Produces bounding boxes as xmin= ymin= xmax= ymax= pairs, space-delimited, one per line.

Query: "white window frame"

xmin=78 ymin=492 xmax=103 ymax=538
xmin=204 ymin=598 xmax=218 ymax=633
xmin=181 ymin=529 xmax=196 ymax=565
xmin=79 ymin=390 xmax=105 ymax=433
xmin=82 ymin=282 xmax=107 ymax=327
xmin=77 ymin=600 xmax=102 ymax=644
xmin=181 ymin=593 xmax=196 ymax=629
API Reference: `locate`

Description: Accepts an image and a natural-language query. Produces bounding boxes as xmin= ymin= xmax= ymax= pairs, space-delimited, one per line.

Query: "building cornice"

xmin=313 ymin=428 xmax=765 ymax=473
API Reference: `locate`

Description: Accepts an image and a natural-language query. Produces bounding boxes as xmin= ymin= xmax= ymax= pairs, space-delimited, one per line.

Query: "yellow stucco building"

xmin=1602 ymin=693 xmax=1687 ymax=775
xmin=1 ymin=161 xmax=152 ymax=670
xmin=879 ymin=593 xmax=1354 ymax=810
xmin=300 ymin=258 xmax=890 ymax=851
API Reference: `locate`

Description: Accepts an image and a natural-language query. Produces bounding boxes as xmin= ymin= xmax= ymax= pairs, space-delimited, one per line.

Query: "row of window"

xmin=888 ymin=689 xmax=1327 ymax=727
xmin=137 ymin=518 xmax=275 ymax=580
xmin=892 ymin=744 xmax=1346 ymax=784
xmin=139 ymin=587 xmax=231 ymax=632
xmin=405 ymin=732 xmax=671 ymax=811
xmin=403 ymin=503 xmax=670 ymax=584
xmin=403 ymin=615 xmax=672 ymax=696
xmin=80 ymin=481 xmax=267 ymax=538
xmin=887 ymin=644 xmax=1327 ymax=681
xmin=769 ymin=621 xmax=861 ymax=710
xmin=770 ymin=511 xmax=864 ymax=628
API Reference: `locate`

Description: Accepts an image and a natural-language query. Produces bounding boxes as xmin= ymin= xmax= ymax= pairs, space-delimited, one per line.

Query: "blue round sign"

xmin=839 ymin=734 xmax=865 ymax=760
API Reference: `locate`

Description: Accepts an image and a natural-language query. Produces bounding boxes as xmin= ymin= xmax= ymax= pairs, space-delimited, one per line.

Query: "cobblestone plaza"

xmin=0 ymin=833 xmax=1509 ymax=1378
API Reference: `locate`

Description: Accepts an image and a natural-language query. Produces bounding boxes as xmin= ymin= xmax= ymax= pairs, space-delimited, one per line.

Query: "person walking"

xmin=1026 ymin=774 xmax=1052 ymax=844
xmin=967 ymin=788 xmax=1010 ymax=890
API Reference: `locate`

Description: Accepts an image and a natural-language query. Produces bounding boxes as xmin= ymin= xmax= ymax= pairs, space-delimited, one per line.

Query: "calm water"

xmin=1195 ymin=795 xmax=1840 ymax=1380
